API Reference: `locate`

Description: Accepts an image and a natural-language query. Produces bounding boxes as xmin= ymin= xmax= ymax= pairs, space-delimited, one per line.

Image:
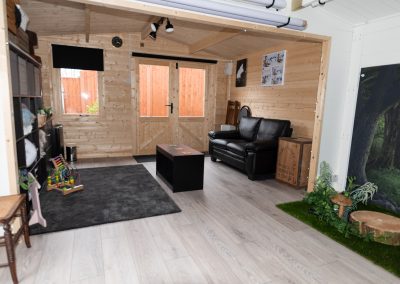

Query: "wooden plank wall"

xmin=36 ymin=32 xmax=228 ymax=158
xmin=230 ymin=41 xmax=322 ymax=138
xmin=215 ymin=63 xmax=229 ymax=130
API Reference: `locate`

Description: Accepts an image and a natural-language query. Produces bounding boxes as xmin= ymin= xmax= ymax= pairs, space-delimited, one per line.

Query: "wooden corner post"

xmin=307 ymin=39 xmax=332 ymax=192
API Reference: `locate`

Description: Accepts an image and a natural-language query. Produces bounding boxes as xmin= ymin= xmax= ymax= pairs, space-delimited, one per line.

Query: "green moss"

xmin=277 ymin=201 xmax=400 ymax=277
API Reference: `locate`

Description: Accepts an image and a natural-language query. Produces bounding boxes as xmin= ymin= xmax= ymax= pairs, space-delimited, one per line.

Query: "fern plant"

xmin=351 ymin=182 xmax=378 ymax=205
xmin=304 ymin=162 xmax=361 ymax=236
xmin=304 ymin=161 xmax=337 ymax=223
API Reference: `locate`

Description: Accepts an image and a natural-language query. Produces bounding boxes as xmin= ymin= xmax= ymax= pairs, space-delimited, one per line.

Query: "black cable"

xmin=277 ymin=17 xmax=291 ymax=28
xmin=266 ymin=0 xmax=275 ymax=9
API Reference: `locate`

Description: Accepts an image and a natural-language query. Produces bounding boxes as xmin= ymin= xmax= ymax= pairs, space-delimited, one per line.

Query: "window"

xmin=179 ymin=67 xmax=205 ymax=117
xmin=139 ymin=64 xmax=169 ymax=117
xmin=60 ymin=68 xmax=99 ymax=115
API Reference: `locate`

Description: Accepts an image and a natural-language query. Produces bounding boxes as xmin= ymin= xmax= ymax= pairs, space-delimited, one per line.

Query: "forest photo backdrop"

xmin=348 ymin=64 xmax=400 ymax=214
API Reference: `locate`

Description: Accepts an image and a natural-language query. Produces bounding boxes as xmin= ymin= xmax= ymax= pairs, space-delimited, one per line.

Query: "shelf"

xmin=18 ymin=156 xmax=43 ymax=171
xmin=8 ymin=41 xmax=41 ymax=67
xmin=28 ymin=157 xmax=43 ymax=172
xmin=12 ymin=94 xmax=42 ymax=98
xmin=16 ymin=128 xmax=39 ymax=143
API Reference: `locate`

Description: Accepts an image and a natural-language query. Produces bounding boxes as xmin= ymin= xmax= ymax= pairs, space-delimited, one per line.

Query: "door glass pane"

xmin=179 ymin=67 xmax=205 ymax=117
xmin=139 ymin=64 xmax=169 ymax=117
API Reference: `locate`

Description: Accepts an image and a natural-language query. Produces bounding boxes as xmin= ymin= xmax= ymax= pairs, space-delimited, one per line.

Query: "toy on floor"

xmin=19 ymin=170 xmax=47 ymax=227
xmin=47 ymin=155 xmax=84 ymax=195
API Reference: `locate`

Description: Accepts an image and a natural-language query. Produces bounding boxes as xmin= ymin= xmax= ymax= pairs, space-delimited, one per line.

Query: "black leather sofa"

xmin=208 ymin=117 xmax=292 ymax=180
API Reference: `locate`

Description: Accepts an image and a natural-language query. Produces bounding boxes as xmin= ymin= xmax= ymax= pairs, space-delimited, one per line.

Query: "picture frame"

xmin=235 ymin=58 xmax=247 ymax=87
xmin=261 ymin=50 xmax=286 ymax=87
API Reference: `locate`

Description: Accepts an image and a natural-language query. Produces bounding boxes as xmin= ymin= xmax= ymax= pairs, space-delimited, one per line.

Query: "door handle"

xmin=165 ymin=102 xmax=174 ymax=114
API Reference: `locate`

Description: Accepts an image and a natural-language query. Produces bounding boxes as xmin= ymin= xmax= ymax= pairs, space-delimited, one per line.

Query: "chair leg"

xmin=20 ymin=203 xmax=31 ymax=248
xmin=4 ymin=224 xmax=18 ymax=284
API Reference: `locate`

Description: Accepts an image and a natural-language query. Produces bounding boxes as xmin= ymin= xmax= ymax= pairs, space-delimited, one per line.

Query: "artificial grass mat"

xmin=276 ymin=201 xmax=400 ymax=277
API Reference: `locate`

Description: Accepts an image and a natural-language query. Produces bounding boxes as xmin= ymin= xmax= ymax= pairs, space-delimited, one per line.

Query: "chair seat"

xmin=227 ymin=142 xmax=247 ymax=156
xmin=0 ymin=195 xmax=25 ymax=222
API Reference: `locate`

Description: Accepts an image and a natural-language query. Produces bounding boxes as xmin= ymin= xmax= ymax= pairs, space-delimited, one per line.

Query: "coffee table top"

xmin=157 ymin=144 xmax=204 ymax=157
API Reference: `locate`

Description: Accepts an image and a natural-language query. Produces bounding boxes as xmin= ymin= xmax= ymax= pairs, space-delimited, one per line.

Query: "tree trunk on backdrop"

xmin=394 ymin=135 xmax=400 ymax=169
xmin=348 ymin=64 xmax=400 ymax=184
xmin=376 ymin=104 xmax=400 ymax=169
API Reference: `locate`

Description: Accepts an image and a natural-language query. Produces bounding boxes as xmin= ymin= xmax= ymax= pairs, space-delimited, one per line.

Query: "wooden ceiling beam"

xmin=140 ymin=15 xmax=159 ymax=40
xmin=85 ymin=5 xmax=90 ymax=42
xmin=189 ymin=28 xmax=240 ymax=54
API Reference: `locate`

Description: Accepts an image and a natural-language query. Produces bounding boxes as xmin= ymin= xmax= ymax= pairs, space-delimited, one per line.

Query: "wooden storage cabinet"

xmin=276 ymin=137 xmax=312 ymax=188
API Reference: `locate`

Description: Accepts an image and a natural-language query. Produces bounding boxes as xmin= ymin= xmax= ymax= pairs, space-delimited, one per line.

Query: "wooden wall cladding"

xmin=6 ymin=0 xmax=20 ymax=35
xmin=230 ymin=41 xmax=322 ymax=138
xmin=36 ymin=33 xmax=227 ymax=158
xmin=215 ymin=63 xmax=228 ymax=130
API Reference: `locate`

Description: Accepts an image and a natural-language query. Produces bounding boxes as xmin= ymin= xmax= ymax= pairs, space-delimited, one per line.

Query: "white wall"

xmin=334 ymin=14 xmax=400 ymax=190
xmin=359 ymin=14 xmax=400 ymax=67
xmin=0 ymin=1 xmax=18 ymax=197
xmin=287 ymin=8 xmax=400 ymax=191
xmin=286 ymin=8 xmax=355 ymax=190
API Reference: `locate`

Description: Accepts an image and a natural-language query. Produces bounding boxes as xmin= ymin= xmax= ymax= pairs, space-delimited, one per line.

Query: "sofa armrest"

xmin=245 ymin=140 xmax=278 ymax=152
xmin=208 ymin=130 xmax=241 ymax=140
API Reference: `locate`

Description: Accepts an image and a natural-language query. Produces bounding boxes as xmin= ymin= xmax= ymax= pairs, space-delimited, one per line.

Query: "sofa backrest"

xmin=256 ymin=119 xmax=291 ymax=141
xmin=238 ymin=117 xmax=262 ymax=141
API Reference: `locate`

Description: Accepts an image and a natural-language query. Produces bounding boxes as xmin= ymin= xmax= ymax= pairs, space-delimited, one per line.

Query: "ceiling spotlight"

xmin=151 ymin=17 xmax=164 ymax=32
xmin=149 ymin=31 xmax=157 ymax=40
xmin=165 ymin=18 xmax=174 ymax=33
xmin=150 ymin=22 xmax=159 ymax=32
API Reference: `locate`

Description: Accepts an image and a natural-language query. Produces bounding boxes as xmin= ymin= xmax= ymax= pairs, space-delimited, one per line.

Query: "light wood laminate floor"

xmin=0 ymin=158 xmax=398 ymax=284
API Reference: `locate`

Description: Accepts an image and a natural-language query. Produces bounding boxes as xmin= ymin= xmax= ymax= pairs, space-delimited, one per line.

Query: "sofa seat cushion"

xmin=238 ymin=117 xmax=262 ymax=141
xmin=226 ymin=142 xmax=247 ymax=156
xmin=211 ymin=139 xmax=246 ymax=150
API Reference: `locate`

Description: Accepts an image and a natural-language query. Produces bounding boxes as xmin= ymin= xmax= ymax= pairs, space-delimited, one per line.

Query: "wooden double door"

xmin=132 ymin=59 xmax=214 ymax=155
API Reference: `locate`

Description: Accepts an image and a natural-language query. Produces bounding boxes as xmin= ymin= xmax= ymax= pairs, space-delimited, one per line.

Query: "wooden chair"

xmin=0 ymin=194 xmax=31 ymax=284
xmin=225 ymin=100 xmax=241 ymax=126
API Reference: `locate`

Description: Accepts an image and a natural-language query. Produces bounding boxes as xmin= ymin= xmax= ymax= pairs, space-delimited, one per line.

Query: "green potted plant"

xmin=37 ymin=107 xmax=53 ymax=127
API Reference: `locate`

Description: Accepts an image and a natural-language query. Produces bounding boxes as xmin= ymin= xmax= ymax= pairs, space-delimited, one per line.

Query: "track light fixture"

xmin=148 ymin=17 xmax=175 ymax=40
xmin=165 ymin=18 xmax=174 ymax=33
xmin=149 ymin=31 xmax=157 ymax=40
xmin=151 ymin=18 xmax=163 ymax=32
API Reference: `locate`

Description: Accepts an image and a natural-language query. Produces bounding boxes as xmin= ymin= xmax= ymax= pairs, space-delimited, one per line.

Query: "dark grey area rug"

xmin=30 ymin=164 xmax=181 ymax=235
xmin=134 ymin=155 xmax=156 ymax=163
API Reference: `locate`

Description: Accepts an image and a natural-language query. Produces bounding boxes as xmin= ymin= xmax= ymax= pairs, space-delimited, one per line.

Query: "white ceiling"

xmin=306 ymin=0 xmax=400 ymax=25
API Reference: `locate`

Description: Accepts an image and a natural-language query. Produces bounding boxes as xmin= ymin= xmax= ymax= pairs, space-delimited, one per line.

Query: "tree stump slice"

xmin=350 ymin=210 xmax=400 ymax=246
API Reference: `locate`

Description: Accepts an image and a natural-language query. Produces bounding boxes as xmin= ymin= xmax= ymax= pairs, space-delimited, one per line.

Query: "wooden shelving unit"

xmin=9 ymin=41 xmax=51 ymax=187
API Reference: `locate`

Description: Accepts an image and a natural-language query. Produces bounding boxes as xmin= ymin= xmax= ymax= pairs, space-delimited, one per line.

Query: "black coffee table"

xmin=156 ymin=144 xmax=204 ymax=192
